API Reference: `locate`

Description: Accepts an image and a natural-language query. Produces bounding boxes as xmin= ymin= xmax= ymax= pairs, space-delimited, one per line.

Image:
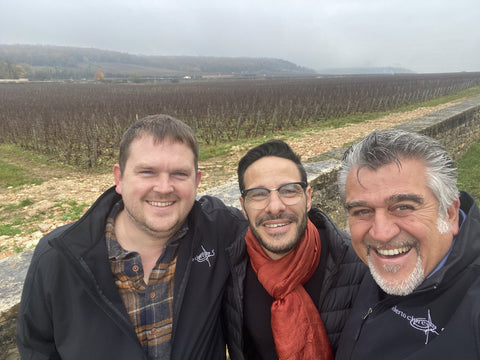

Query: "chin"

xmin=368 ymin=255 xmax=425 ymax=296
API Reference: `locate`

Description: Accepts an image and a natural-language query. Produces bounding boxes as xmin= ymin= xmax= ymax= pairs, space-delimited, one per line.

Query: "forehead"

xmin=244 ymin=156 xmax=301 ymax=187
xmin=127 ymin=135 xmax=195 ymax=164
xmin=346 ymin=159 xmax=429 ymax=201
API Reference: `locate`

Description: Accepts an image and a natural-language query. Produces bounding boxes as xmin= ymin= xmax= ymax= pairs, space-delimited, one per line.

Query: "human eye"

xmin=391 ymin=203 xmax=415 ymax=216
xmin=247 ymin=188 xmax=269 ymax=201
xmin=279 ymin=183 xmax=302 ymax=197
xmin=172 ymin=171 xmax=188 ymax=179
xmin=348 ymin=208 xmax=373 ymax=220
xmin=171 ymin=168 xmax=191 ymax=180
xmin=138 ymin=168 xmax=155 ymax=176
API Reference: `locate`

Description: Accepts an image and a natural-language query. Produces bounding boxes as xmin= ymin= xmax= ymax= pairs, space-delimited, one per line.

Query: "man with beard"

xmin=335 ymin=129 xmax=480 ymax=359
xmin=17 ymin=114 xmax=247 ymax=359
xmin=223 ymin=139 xmax=366 ymax=360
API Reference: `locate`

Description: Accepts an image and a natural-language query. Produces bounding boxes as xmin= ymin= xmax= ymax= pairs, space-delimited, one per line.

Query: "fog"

xmin=1 ymin=0 xmax=479 ymax=73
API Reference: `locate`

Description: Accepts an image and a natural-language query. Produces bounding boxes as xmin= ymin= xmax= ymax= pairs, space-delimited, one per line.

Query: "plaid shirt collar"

xmin=105 ymin=200 xmax=188 ymax=262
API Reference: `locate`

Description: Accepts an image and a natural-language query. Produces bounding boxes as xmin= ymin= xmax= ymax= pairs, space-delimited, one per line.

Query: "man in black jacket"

xmin=17 ymin=114 xmax=247 ymax=359
xmin=224 ymin=140 xmax=366 ymax=360
xmin=336 ymin=129 xmax=480 ymax=359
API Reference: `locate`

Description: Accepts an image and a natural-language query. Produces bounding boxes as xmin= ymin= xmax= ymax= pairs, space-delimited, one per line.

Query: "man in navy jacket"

xmin=336 ymin=129 xmax=480 ymax=359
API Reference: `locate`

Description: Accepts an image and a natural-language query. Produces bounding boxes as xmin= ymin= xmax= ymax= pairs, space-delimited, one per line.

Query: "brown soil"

xmin=0 ymin=99 xmax=467 ymax=258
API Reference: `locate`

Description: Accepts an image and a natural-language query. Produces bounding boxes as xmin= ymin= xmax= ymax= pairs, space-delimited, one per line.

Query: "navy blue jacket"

xmin=336 ymin=191 xmax=480 ymax=359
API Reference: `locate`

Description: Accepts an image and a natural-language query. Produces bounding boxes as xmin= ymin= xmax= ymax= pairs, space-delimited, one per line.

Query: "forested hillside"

xmin=0 ymin=44 xmax=315 ymax=80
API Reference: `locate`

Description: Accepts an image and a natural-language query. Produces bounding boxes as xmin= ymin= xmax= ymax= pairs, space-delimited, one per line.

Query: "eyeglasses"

xmin=241 ymin=182 xmax=307 ymax=210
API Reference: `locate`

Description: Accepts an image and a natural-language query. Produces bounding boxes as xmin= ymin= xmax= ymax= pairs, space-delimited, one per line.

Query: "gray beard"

xmin=367 ymin=251 xmax=425 ymax=296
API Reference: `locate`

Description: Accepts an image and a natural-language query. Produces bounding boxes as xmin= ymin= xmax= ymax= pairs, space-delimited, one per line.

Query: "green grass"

xmin=0 ymin=143 xmax=81 ymax=188
xmin=457 ymin=139 xmax=480 ymax=203
xmin=0 ymin=198 xmax=89 ymax=239
xmin=0 ymin=221 xmax=23 ymax=237
xmin=2 ymin=198 xmax=34 ymax=211
xmin=0 ymin=160 xmax=43 ymax=188
xmin=0 ymin=198 xmax=36 ymax=237
xmin=56 ymin=200 xmax=90 ymax=221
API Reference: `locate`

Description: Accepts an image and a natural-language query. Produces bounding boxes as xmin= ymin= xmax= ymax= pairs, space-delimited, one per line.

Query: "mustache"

xmin=255 ymin=213 xmax=298 ymax=227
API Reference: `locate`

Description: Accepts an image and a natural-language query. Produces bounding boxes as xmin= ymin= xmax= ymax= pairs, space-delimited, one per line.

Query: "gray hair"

xmin=338 ymin=129 xmax=459 ymax=217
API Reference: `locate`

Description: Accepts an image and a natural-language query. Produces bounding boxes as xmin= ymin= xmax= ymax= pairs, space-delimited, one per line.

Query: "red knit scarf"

xmin=245 ymin=219 xmax=333 ymax=360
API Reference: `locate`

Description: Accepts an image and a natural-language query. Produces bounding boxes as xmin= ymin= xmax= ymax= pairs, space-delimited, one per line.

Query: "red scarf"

xmin=245 ymin=219 xmax=333 ymax=360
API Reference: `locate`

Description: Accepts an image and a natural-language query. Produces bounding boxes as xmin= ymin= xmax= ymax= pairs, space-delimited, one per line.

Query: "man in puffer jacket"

xmin=224 ymin=139 xmax=367 ymax=359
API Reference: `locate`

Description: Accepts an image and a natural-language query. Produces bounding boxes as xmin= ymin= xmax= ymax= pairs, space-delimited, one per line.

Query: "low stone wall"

xmin=0 ymin=250 xmax=33 ymax=360
xmin=2 ymin=96 xmax=480 ymax=358
xmin=309 ymin=96 xmax=480 ymax=226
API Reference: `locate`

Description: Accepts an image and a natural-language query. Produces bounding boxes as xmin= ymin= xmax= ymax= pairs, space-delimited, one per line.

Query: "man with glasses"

xmin=223 ymin=139 xmax=366 ymax=360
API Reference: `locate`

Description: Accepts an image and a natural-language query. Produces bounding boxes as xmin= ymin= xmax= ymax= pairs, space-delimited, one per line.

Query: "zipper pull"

xmin=363 ymin=307 xmax=373 ymax=320
xmin=353 ymin=307 xmax=374 ymax=341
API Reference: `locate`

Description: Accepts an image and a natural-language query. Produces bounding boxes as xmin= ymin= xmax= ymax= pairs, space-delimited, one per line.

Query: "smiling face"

xmin=344 ymin=158 xmax=459 ymax=295
xmin=240 ymin=156 xmax=312 ymax=260
xmin=113 ymin=135 xmax=201 ymax=242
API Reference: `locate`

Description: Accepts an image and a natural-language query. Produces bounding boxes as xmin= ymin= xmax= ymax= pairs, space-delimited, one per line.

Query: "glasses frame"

xmin=241 ymin=181 xmax=307 ymax=209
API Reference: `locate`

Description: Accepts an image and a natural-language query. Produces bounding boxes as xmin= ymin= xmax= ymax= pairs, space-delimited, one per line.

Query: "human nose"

xmin=264 ymin=190 xmax=286 ymax=214
xmin=153 ymin=174 xmax=173 ymax=193
xmin=369 ymin=210 xmax=400 ymax=242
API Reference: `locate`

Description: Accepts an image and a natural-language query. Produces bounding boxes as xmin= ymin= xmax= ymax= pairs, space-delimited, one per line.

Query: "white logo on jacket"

xmin=192 ymin=245 xmax=215 ymax=267
xmin=391 ymin=306 xmax=441 ymax=344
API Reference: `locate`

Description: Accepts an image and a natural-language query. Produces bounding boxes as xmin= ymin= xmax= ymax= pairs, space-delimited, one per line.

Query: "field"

xmin=2 ymin=72 xmax=480 ymax=170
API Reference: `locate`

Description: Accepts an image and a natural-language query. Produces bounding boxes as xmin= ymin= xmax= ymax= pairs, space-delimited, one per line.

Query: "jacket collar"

xmin=398 ymin=191 xmax=480 ymax=294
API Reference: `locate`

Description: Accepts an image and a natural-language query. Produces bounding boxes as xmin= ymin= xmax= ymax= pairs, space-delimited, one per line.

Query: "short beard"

xmin=367 ymin=248 xmax=425 ymax=296
xmin=124 ymin=206 xmax=176 ymax=239
xmin=249 ymin=213 xmax=308 ymax=256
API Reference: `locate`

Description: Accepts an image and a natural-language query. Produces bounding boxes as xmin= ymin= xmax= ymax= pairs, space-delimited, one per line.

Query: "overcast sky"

xmin=1 ymin=0 xmax=479 ymax=73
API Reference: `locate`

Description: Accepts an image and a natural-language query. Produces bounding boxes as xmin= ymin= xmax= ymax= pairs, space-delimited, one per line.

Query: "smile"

xmin=264 ymin=222 xmax=289 ymax=228
xmin=375 ymin=246 xmax=411 ymax=257
xmin=148 ymin=200 xmax=174 ymax=207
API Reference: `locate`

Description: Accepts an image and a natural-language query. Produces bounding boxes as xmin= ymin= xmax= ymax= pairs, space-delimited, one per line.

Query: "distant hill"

xmin=0 ymin=44 xmax=316 ymax=81
xmin=319 ymin=66 xmax=414 ymax=75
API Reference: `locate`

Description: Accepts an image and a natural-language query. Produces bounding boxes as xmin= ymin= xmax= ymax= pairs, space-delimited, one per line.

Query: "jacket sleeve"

xmin=16 ymin=239 xmax=61 ymax=359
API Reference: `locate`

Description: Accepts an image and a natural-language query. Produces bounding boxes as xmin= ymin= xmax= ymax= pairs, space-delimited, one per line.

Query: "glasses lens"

xmin=278 ymin=183 xmax=304 ymax=205
xmin=244 ymin=182 xmax=305 ymax=209
xmin=245 ymin=188 xmax=270 ymax=209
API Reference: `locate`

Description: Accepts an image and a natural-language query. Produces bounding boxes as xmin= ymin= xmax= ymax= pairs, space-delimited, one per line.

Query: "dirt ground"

xmin=0 ymin=99 xmax=467 ymax=258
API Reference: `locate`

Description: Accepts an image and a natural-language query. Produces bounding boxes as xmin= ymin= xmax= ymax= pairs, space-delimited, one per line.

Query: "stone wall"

xmin=308 ymin=96 xmax=480 ymax=226
xmin=1 ymin=96 xmax=480 ymax=358
xmin=0 ymin=250 xmax=33 ymax=360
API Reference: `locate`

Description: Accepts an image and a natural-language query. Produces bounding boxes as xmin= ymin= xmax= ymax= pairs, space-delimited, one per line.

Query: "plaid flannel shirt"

xmin=105 ymin=201 xmax=187 ymax=359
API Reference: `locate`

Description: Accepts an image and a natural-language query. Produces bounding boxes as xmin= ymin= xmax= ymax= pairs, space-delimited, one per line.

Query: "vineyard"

xmin=1 ymin=72 xmax=480 ymax=168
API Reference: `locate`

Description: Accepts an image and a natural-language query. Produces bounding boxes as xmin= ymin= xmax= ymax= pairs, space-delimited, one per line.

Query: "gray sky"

xmin=1 ymin=0 xmax=479 ymax=73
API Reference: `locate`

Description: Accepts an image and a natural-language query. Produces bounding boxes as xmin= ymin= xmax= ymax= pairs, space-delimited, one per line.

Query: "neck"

xmin=115 ymin=210 xmax=170 ymax=283
xmin=263 ymin=247 xmax=292 ymax=261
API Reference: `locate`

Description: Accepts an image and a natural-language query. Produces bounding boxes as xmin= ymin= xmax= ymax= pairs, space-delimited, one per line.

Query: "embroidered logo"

xmin=192 ymin=245 xmax=215 ymax=267
xmin=391 ymin=306 xmax=441 ymax=344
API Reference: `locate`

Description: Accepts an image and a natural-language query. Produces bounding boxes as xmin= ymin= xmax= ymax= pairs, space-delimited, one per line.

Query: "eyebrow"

xmin=344 ymin=193 xmax=424 ymax=210
xmin=389 ymin=193 xmax=424 ymax=205
xmin=344 ymin=200 xmax=368 ymax=211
